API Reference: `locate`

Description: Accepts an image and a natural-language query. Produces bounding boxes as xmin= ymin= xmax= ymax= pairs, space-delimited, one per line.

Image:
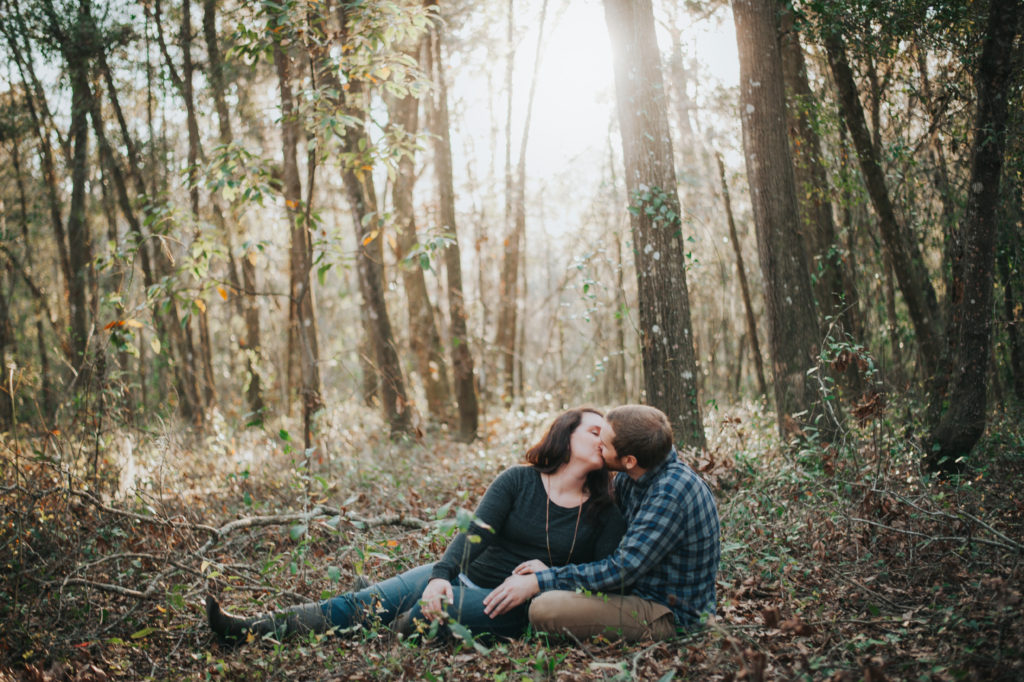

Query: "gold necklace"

xmin=544 ymin=473 xmax=584 ymax=566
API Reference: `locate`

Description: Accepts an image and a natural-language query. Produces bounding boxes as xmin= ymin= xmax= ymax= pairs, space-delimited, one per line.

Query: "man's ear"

xmin=621 ymin=454 xmax=639 ymax=472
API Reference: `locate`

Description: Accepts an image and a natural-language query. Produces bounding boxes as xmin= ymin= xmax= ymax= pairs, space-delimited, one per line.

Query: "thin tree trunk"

xmin=495 ymin=0 xmax=519 ymax=406
xmin=999 ymin=226 xmax=1024 ymax=400
xmin=274 ymin=36 xmax=324 ymax=443
xmin=603 ymin=0 xmax=705 ymax=449
xmin=427 ymin=5 xmax=479 ymax=441
xmin=203 ymin=0 xmax=264 ymax=417
xmin=63 ymin=0 xmax=96 ymax=375
xmin=929 ymin=0 xmax=1022 ymax=471
xmin=178 ymin=0 xmax=217 ymax=407
xmin=87 ymin=57 xmax=201 ymax=422
xmin=0 ymin=15 xmax=73 ymax=357
xmin=716 ymin=152 xmax=767 ymax=398
xmin=824 ymin=31 xmax=943 ymax=380
xmin=334 ymin=6 xmax=412 ymax=437
xmin=386 ymin=43 xmax=452 ymax=422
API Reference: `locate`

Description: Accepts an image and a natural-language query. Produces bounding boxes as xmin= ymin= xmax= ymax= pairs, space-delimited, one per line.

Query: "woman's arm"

xmin=429 ymin=467 xmax=521 ymax=582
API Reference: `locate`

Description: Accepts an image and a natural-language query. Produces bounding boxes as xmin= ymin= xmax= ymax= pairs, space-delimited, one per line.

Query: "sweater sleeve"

xmin=430 ymin=467 xmax=520 ymax=582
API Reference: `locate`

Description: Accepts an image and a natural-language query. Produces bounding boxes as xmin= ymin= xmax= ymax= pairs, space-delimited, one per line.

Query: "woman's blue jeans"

xmin=320 ymin=563 xmax=527 ymax=640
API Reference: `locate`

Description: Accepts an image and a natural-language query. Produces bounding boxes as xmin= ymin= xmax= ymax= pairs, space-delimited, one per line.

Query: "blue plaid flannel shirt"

xmin=535 ymin=452 xmax=720 ymax=628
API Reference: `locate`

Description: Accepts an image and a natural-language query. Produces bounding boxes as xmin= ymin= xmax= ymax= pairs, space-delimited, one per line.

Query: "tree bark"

xmin=603 ymin=0 xmax=705 ymax=449
xmin=929 ymin=0 xmax=1022 ymax=472
xmin=426 ymin=5 xmax=479 ymax=441
xmin=733 ymin=0 xmax=830 ymax=442
xmin=66 ymin=19 xmax=93 ymax=369
xmin=777 ymin=4 xmax=859 ymax=341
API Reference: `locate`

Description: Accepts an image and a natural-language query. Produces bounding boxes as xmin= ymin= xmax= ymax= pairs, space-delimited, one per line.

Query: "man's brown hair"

xmin=606 ymin=404 xmax=674 ymax=470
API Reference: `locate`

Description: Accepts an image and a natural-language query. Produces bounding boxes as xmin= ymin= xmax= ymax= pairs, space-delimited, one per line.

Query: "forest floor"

xmin=1 ymin=397 xmax=1023 ymax=681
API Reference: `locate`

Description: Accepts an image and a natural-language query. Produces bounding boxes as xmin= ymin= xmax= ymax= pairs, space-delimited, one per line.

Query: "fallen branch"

xmin=849 ymin=516 xmax=1022 ymax=553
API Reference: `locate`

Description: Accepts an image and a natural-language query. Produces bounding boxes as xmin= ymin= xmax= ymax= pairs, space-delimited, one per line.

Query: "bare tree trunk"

xmin=427 ymin=5 xmax=479 ymax=441
xmin=203 ymin=0 xmax=265 ymax=417
xmin=603 ymin=0 xmax=705 ymax=449
xmin=274 ymin=37 xmax=324 ymax=444
xmin=66 ymin=27 xmax=93 ymax=370
xmin=929 ymin=0 xmax=1022 ymax=472
xmin=733 ymin=0 xmax=831 ymax=442
xmin=495 ymin=0 xmax=519 ymax=406
xmin=716 ymin=152 xmax=767 ymax=398
xmin=386 ymin=44 xmax=452 ymax=422
xmin=334 ymin=6 xmax=412 ymax=437
xmin=178 ymin=0 xmax=217 ymax=408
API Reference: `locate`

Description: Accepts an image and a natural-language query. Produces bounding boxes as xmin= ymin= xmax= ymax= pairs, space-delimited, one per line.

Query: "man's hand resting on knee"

xmin=482 ymin=573 xmax=539 ymax=617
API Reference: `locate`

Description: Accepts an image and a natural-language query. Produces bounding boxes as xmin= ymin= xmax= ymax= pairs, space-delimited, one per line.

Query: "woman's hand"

xmin=513 ymin=559 xmax=548 ymax=575
xmin=482 ymin=574 xmax=539 ymax=617
xmin=420 ymin=578 xmax=454 ymax=621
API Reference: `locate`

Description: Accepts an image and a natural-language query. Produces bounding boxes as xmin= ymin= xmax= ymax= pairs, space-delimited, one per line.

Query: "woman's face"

xmin=568 ymin=411 xmax=608 ymax=471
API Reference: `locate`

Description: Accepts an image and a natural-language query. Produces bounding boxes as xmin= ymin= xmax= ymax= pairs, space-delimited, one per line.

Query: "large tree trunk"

xmin=603 ymin=0 xmax=705 ymax=449
xmin=716 ymin=152 xmax=767 ymax=398
xmin=823 ymin=31 xmax=944 ymax=380
xmin=732 ymin=0 xmax=832 ymax=442
xmin=386 ymin=46 xmax=452 ymax=422
xmin=426 ymin=5 xmax=479 ymax=441
xmin=777 ymin=4 xmax=859 ymax=341
xmin=274 ymin=37 xmax=324 ymax=444
xmin=929 ymin=0 xmax=1022 ymax=472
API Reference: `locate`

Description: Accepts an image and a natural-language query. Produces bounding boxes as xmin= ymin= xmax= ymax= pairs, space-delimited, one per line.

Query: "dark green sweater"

xmin=431 ymin=466 xmax=626 ymax=588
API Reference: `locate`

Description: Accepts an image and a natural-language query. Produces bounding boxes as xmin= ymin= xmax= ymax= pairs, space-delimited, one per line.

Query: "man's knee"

xmin=528 ymin=591 xmax=575 ymax=630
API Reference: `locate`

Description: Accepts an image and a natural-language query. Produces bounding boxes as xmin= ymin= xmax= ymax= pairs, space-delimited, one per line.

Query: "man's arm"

xmin=546 ymin=474 xmax=688 ymax=590
xmin=484 ymin=473 xmax=689 ymax=616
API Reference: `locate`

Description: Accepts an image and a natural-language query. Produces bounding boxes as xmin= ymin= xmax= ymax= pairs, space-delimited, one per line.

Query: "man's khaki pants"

xmin=529 ymin=591 xmax=676 ymax=643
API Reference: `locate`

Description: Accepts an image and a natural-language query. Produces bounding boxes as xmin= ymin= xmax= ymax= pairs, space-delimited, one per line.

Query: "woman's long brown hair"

xmin=525 ymin=407 xmax=612 ymax=514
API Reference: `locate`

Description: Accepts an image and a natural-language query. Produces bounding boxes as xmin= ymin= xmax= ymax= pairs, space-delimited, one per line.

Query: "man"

xmin=482 ymin=404 xmax=720 ymax=642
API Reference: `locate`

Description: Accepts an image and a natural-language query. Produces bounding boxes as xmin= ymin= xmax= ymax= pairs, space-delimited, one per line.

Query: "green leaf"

xmin=279 ymin=429 xmax=291 ymax=441
xmin=131 ymin=627 xmax=154 ymax=640
xmin=317 ymin=263 xmax=331 ymax=286
xmin=289 ymin=523 xmax=307 ymax=540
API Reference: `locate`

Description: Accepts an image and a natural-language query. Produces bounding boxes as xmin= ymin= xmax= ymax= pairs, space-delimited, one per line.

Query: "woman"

xmin=206 ymin=407 xmax=625 ymax=644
